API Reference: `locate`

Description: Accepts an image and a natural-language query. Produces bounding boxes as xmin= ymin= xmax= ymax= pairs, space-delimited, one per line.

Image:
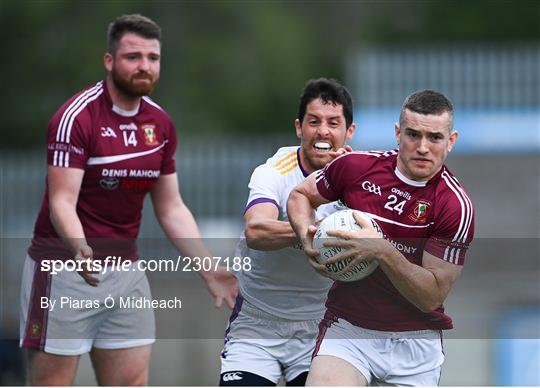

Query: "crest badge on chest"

xmin=142 ymin=124 xmax=159 ymax=146
xmin=409 ymin=200 xmax=431 ymax=222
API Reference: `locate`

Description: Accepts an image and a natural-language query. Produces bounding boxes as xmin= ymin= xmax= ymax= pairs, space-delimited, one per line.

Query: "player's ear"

xmin=448 ymin=130 xmax=459 ymax=152
xmin=104 ymin=52 xmax=113 ymax=72
xmin=345 ymin=122 xmax=356 ymax=142
xmin=394 ymin=122 xmax=401 ymax=145
xmin=295 ymin=119 xmax=302 ymax=139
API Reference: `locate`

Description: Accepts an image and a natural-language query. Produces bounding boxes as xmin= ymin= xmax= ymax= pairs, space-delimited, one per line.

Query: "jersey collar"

xmin=393 ymin=158 xmax=446 ymax=187
xmin=112 ymin=103 xmax=140 ymax=117
xmin=394 ymin=167 xmax=427 ymax=187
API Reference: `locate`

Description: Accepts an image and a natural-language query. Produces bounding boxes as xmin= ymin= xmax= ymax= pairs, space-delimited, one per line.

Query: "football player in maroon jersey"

xmin=21 ymin=14 xmax=238 ymax=385
xmin=288 ymin=90 xmax=474 ymax=386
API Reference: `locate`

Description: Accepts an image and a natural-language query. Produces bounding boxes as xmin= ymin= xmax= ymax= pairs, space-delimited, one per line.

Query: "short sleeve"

xmin=46 ymin=114 xmax=89 ymax=169
xmin=425 ymin=189 xmax=475 ymax=266
xmin=244 ymin=164 xmax=281 ymax=213
xmin=160 ymin=123 xmax=177 ymax=175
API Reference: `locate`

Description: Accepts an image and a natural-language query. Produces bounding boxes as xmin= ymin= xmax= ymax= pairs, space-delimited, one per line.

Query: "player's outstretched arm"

xmin=150 ymin=173 xmax=238 ymax=309
xmin=244 ymin=202 xmax=298 ymax=250
xmin=48 ymin=166 xmax=98 ymax=286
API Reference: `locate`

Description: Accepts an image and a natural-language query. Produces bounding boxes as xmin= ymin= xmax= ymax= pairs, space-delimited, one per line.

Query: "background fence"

xmin=348 ymin=44 xmax=539 ymax=108
xmin=348 ymin=44 xmax=540 ymax=153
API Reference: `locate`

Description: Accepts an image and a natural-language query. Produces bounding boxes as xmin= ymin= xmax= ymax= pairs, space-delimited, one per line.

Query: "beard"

xmin=305 ymin=150 xmax=333 ymax=170
xmin=111 ymin=68 xmax=159 ymax=97
xmin=299 ymin=144 xmax=336 ymax=173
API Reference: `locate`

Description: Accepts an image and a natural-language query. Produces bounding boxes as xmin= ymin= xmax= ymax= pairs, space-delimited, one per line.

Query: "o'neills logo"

xmin=409 ymin=200 xmax=431 ymax=222
xmin=142 ymin=124 xmax=159 ymax=146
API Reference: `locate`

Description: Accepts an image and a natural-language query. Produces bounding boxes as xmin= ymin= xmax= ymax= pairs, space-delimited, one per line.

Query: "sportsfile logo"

xmin=361 ymin=180 xmax=382 ymax=196
xmin=222 ymin=372 xmax=243 ymax=382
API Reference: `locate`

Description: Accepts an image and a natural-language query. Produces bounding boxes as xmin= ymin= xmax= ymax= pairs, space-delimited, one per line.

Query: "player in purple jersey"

xmin=20 ymin=14 xmax=237 ymax=385
xmin=288 ymin=90 xmax=474 ymax=385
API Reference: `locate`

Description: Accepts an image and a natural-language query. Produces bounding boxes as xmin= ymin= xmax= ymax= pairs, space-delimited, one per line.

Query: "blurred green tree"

xmin=1 ymin=0 xmax=538 ymax=148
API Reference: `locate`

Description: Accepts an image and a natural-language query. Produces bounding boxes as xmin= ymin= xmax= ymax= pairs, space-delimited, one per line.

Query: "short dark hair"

xmin=400 ymin=89 xmax=454 ymax=129
xmin=107 ymin=14 xmax=161 ymax=54
xmin=298 ymin=78 xmax=354 ymax=128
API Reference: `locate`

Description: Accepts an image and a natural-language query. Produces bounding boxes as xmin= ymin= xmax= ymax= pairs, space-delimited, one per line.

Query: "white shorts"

xmin=314 ymin=314 xmax=444 ymax=386
xmin=220 ymin=295 xmax=321 ymax=383
xmin=20 ymin=255 xmax=155 ymax=355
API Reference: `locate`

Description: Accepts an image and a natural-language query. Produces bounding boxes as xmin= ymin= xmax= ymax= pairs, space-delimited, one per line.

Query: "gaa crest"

xmin=408 ymin=200 xmax=431 ymax=222
xmin=142 ymin=124 xmax=159 ymax=146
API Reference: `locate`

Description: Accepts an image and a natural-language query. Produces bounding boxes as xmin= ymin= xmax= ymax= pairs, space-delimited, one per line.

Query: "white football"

xmin=313 ymin=209 xmax=382 ymax=282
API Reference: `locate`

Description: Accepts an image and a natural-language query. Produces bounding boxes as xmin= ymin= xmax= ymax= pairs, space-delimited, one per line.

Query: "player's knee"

xmin=126 ymin=374 xmax=148 ymax=386
xmin=27 ymin=363 xmax=78 ymax=386
xmin=115 ymin=369 xmax=148 ymax=386
xmin=96 ymin=364 xmax=148 ymax=386
xmin=27 ymin=371 xmax=73 ymax=387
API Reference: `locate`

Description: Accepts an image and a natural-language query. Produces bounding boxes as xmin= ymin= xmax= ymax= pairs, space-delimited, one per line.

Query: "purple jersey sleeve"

xmin=243 ymin=164 xmax=282 ymax=213
xmin=425 ymin=174 xmax=475 ymax=265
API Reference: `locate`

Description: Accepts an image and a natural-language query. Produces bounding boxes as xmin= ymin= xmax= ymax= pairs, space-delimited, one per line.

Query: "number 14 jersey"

xmin=29 ymin=80 xmax=177 ymax=262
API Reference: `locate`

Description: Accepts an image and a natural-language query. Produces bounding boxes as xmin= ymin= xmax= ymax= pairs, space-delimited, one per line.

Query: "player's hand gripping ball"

xmin=313 ymin=209 xmax=383 ymax=282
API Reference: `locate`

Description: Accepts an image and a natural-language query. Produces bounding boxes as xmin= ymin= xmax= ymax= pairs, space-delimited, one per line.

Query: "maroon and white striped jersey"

xmin=28 ymin=81 xmax=177 ymax=262
xmin=315 ymin=150 xmax=474 ymax=331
